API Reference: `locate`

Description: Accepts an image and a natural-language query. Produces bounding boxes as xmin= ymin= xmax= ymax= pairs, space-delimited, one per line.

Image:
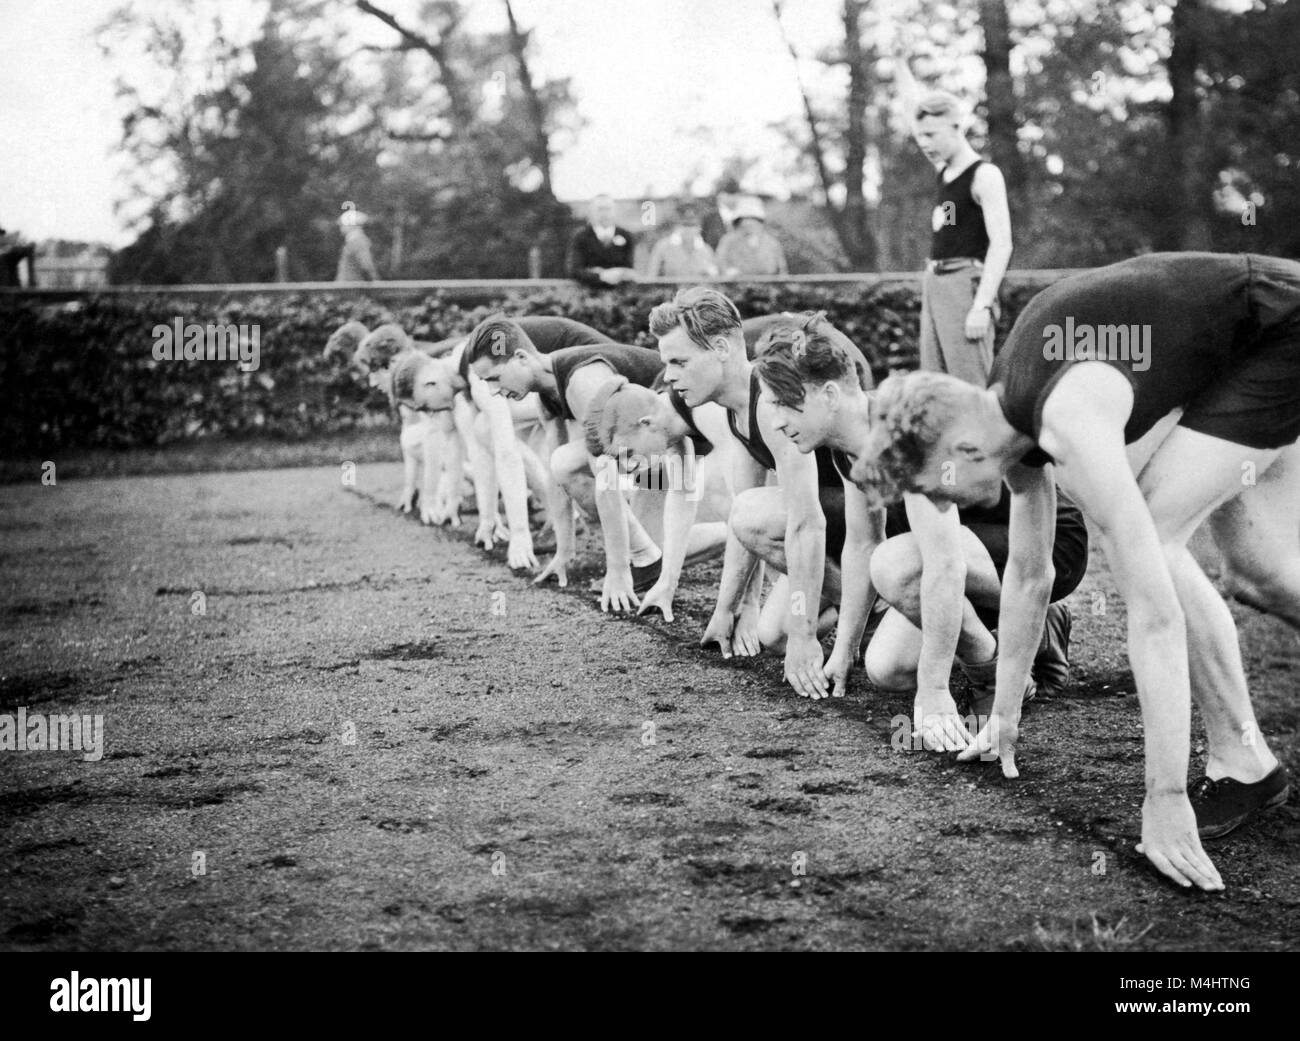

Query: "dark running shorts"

xmin=1179 ymin=254 xmax=1300 ymax=450
xmin=966 ymin=517 xmax=1089 ymax=628
xmin=820 ymin=483 xmax=848 ymax=565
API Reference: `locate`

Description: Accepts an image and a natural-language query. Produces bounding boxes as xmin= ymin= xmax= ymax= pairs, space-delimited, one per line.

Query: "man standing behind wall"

xmin=567 ymin=195 xmax=638 ymax=288
xmin=910 ymin=89 xmax=1012 ymax=386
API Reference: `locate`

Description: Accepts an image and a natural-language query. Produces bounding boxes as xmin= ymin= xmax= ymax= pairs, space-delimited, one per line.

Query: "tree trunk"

xmin=841 ymin=0 xmax=878 ymax=269
xmin=1164 ymin=0 xmax=1211 ymax=249
xmin=978 ymin=0 xmax=1027 ymax=226
xmin=503 ymin=0 xmax=553 ymax=198
xmin=771 ymin=0 xmax=848 ymax=261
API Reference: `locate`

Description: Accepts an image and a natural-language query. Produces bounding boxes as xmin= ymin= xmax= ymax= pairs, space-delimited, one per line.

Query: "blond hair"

xmin=849 ymin=370 xmax=975 ymax=504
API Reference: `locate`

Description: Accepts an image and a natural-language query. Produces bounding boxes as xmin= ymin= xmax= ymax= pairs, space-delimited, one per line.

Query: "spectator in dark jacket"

xmin=566 ymin=195 xmax=637 ymax=287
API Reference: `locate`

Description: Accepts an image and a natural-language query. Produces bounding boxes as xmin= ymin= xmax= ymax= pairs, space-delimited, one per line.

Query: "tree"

xmin=103 ymin=0 xmax=583 ymax=282
xmin=103 ymin=0 xmax=386 ymax=282
xmin=770 ymin=0 xmax=879 ymax=269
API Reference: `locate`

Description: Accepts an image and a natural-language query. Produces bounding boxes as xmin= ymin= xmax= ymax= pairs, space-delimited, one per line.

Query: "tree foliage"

xmin=103 ymin=0 xmax=579 ymax=282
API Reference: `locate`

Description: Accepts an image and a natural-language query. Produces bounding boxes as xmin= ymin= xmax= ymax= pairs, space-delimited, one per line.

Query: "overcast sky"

xmin=0 ymin=0 xmax=873 ymax=247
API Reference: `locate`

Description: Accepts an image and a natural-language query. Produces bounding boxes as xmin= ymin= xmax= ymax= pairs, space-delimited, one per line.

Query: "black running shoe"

xmin=631 ymin=557 xmax=662 ymax=595
xmin=1191 ymin=764 xmax=1290 ymax=839
xmin=1031 ymin=602 xmax=1072 ymax=698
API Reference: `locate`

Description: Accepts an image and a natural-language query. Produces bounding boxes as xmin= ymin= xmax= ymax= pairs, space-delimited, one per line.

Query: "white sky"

xmin=0 ymin=0 xmax=869 ymax=247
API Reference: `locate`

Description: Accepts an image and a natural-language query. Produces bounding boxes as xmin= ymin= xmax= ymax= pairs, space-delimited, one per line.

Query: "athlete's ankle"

xmin=1205 ymin=745 xmax=1279 ymax=784
xmin=630 ymin=546 xmax=662 ymax=568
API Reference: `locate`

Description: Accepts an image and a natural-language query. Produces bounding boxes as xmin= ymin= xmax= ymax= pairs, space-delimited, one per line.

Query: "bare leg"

xmin=863 ymin=608 xmax=925 ymax=690
xmin=1211 ymin=441 xmax=1300 ymax=627
xmin=732 ymin=489 xmax=839 ymax=651
xmin=868 ymin=530 xmax=1000 ymax=665
xmin=397 ymin=413 xmax=425 ymax=512
xmin=757 ymin=574 xmax=839 ymax=652
xmin=553 ymin=442 xmax=661 ymax=566
xmin=1137 ymin=427 xmax=1283 ymax=785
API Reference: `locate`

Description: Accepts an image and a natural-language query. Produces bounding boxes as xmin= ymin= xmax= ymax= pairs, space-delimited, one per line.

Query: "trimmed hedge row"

xmin=0 ymin=281 xmax=1051 ymax=453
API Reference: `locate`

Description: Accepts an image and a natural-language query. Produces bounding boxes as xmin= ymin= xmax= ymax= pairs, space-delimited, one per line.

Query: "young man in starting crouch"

xmin=752 ymin=321 xmax=1084 ymax=750
xmin=390 ymin=315 xmax=613 ymax=569
xmin=854 ymin=251 xmax=1300 ymax=891
xmin=459 ymin=324 xmax=667 ymax=612
xmin=647 ymin=288 xmax=872 ymax=699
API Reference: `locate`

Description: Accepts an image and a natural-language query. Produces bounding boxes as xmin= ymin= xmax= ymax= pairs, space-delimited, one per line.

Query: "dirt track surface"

xmin=1 ymin=462 xmax=1297 ymax=951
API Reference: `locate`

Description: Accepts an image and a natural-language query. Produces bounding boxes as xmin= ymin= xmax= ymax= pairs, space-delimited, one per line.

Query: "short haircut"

xmin=648 ymin=286 xmax=742 ymax=350
xmin=753 ymin=312 xmax=873 ymax=408
xmin=584 ymin=379 xmax=659 ymax=458
xmin=324 ymin=320 xmax=369 ymax=363
xmin=354 ymin=323 xmax=412 ymax=371
xmin=914 ymin=90 xmax=964 ymax=125
xmin=390 ymin=350 xmax=431 ymax=404
xmin=848 ymin=370 xmax=973 ymax=505
xmin=461 ymin=315 xmax=535 ymax=381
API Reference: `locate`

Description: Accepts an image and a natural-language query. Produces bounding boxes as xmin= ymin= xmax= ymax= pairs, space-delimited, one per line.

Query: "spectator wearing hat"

xmin=646 ymin=202 xmax=720 ymax=280
xmin=566 ymin=194 xmax=638 ymax=287
xmin=716 ymin=197 xmax=788 ymax=277
xmin=335 ymin=206 xmax=379 ymax=282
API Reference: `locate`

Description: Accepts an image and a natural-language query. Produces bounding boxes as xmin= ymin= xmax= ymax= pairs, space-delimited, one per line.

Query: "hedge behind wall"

xmin=0 ymin=281 xmax=1053 ymax=453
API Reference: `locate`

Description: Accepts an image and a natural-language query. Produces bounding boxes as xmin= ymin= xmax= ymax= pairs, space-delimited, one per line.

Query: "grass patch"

xmin=1032 ymin=913 xmax=1155 ymax=952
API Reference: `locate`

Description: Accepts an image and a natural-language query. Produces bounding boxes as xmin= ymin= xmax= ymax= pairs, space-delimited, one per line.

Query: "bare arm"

xmin=902 ymin=491 xmax=969 ymax=702
xmin=965 ymin=363 xmax=1221 ymax=891
xmin=451 ymin=396 xmax=492 ymax=532
xmin=971 ymin=164 xmax=1012 ymax=310
xmin=470 ymin=377 xmax=537 ymax=569
xmin=712 ymin=442 xmax=767 ymax=617
xmin=826 ymin=475 xmax=885 ymax=697
xmin=656 ymin=444 xmax=701 ymax=593
xmin=762 ymin=400 xmax=828 ymax=698
xmin=533 ymin=415 xmax=573 ymax=587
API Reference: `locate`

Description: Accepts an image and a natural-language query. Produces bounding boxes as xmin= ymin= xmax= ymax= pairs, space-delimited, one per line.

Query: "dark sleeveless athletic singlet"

xmin=930 ymin=159 xmax=989 ymax=261
xmin=549 ymin=344 xmax=664 ymax=422
xmin=991 ymin=252 xmax=1300 ymax=461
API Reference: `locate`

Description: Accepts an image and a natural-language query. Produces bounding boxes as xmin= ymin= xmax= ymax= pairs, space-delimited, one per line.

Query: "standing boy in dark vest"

xmin=910 ymin=89 xmax=1012 ymax=387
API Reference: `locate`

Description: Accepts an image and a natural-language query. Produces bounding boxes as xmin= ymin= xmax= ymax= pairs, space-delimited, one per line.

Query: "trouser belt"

xmin=926 ymin=257 xmax=982 ymax=274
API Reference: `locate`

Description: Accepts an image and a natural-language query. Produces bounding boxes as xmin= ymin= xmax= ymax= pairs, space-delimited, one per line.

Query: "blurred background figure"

xmin=716 ymin=196 xmax=788 ymax=277
xmin=646 ymin=201 xmax=719 ymax=279
xmin=566 ymin=194 xmax=637 ymax=287
xmin=701 ymin=178 xmax=742 ymax=249
xmin=335 ymin=205 xmax=379 ymax=282
xmin=0 ymin=225 xmax=36 ymax=287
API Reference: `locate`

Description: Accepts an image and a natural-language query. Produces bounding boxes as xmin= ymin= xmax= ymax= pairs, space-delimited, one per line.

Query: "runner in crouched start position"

xmin=460 ymin=327 xmax=667 ymax=613
xmin=324 ymin=320 xmax=462 ymax=521
xmin=854 ymin=251 xmax=1300 ymax=891
xmin=582 ymin=314 xmax=833 ymax=629
xmin=751 ymin=321 xmax=1083 ymax=750
xmin=390 ymin=315 xmax=613 ymax=569
xmin=648 ymin=288 xmax=873 ymax=699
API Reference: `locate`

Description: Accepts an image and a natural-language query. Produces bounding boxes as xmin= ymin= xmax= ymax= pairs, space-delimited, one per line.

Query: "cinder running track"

xmin=1 ymin=463 xmax=1296 ymax=950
